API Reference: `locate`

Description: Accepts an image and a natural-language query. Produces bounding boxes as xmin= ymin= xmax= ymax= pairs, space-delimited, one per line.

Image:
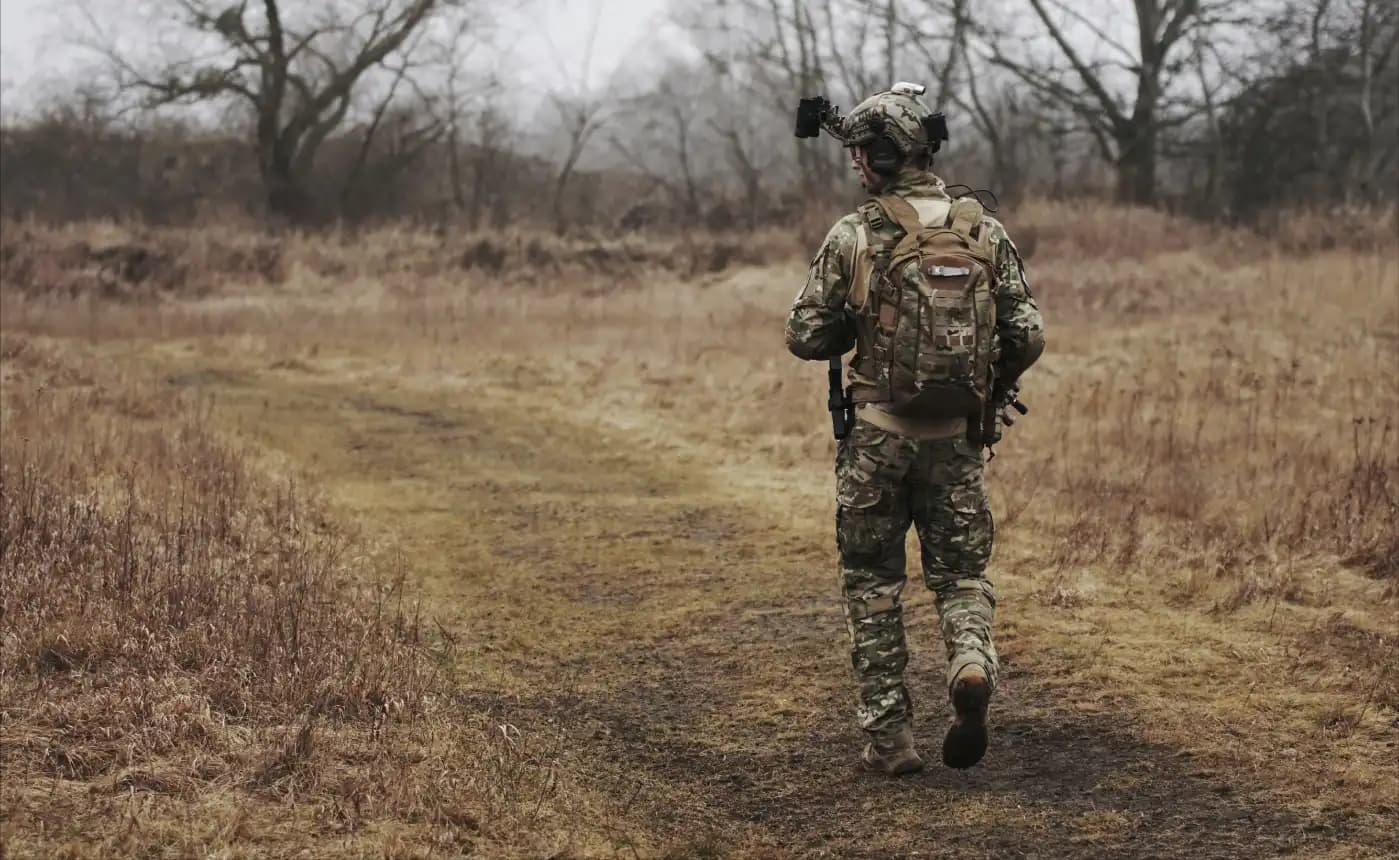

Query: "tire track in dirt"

xmin=170 ymin=362 xmax=1378 ymax=859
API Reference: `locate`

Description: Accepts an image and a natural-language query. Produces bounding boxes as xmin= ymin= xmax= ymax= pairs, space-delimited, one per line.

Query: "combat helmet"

xmin=842 ymin=82 xmax=948 ymax=174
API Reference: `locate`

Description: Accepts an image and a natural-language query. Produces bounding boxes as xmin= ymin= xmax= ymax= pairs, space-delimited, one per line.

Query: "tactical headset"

xmin=863 ymin=118 xmax=905 ymax=175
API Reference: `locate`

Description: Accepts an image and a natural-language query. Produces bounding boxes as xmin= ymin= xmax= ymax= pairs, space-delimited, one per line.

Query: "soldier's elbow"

xmin=998 ymin=330 xmax=1045 ymax=384
xmin=785 ymin=334 xmax=823 ymax=361
xmin=1022 ymin=330 xmax=1045 ymax=368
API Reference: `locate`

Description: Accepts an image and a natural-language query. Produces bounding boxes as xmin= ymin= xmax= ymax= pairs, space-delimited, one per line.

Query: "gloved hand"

xmin=998 ymin=384 xmax=1028 ymax=430
xmin=984 ymin=385 xmax=1028 ymax=448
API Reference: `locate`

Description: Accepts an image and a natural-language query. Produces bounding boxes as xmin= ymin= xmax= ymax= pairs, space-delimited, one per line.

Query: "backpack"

xmin=847 ymin=194 xmax=998 ymax=421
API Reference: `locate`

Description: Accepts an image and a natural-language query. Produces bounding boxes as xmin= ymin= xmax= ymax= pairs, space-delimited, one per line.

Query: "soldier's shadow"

xmin=828 ymin=668 xmax=1316 ymax=858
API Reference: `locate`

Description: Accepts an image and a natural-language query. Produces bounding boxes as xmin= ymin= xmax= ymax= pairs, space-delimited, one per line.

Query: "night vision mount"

xmin=793 ymin=81 xmax=949 ymax=154
xmin=794 ymin=95 xmax=848 ymax=141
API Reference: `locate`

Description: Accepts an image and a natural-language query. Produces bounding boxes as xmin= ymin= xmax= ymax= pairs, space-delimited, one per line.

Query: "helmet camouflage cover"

xmin=842 ymin=90 xmax=937 ymax=157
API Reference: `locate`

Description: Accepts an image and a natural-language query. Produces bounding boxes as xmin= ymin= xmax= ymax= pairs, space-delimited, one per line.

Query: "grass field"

xmin=2 ymin=202 xmax=1396 ymax=858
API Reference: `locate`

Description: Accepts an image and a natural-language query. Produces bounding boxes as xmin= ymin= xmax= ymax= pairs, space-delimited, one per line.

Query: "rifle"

xmin=828 ymin=356 xmax=855 ymax=440
xmin=975 ymin=383 xmax=1029 ymax=456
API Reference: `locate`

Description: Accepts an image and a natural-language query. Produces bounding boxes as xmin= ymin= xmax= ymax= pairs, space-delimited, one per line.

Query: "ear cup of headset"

xmin=866 ymin=136 xmax=902 ymax=175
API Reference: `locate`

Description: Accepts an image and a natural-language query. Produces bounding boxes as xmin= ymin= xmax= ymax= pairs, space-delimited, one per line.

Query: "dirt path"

xmin=155 ymin=354 xmax=1373 ymax=860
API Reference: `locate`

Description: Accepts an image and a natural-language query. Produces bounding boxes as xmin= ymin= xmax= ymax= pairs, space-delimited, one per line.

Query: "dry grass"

xmin=1 ymin=199 xmax=1396 ymax=857
xmin=0 ymin=345 xmax=622 ymax=857
xmin=0 ymin=216 xmax=803 ymax=305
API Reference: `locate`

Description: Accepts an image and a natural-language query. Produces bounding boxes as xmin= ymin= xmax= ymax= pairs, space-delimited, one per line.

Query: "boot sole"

xmin=942 ymin=675 xmax=990 ymax=769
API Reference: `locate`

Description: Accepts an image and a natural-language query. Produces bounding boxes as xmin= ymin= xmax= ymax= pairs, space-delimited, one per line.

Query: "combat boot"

xmin=861 ymin=724 xmax=924 ymax=775
xmin=942 ymin=663 xmax=991 ymax=769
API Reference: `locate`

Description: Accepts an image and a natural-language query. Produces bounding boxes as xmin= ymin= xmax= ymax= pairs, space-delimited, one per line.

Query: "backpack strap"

xmin=848 ymin=218 xmax=873 ymax=309
xmin=947 ymin=198 xmax=985 ymax=241
xmin=879 ymin=194 xmax=957 ymax=262
xmin=856 ymin=200 xmax=886 ymax=232
xmin=876 ymin=195 xmax=924 ymax=235
xmin=850 ymin=200 xmax=902 ymax=310
xmin=878 ymin=195 xmax=926 ymax=259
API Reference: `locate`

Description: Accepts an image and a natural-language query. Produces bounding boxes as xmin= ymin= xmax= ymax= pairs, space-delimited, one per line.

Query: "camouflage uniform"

xmin=786 ymin=170 xmax=1044 ymax=742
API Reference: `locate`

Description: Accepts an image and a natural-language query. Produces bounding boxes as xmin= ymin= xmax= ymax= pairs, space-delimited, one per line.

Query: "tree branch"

xmin=1023 ymin=0 xmax=1130 ymax=126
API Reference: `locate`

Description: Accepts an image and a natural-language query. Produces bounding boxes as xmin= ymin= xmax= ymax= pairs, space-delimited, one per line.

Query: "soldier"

xmin=786 ymin=85 xmax=1044 ymax=774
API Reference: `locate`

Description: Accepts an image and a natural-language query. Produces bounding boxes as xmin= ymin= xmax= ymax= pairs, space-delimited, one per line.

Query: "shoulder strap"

xmin=879 ymin=194 xmax=996 ymax=266
xmin=856 ymin=200 xmax=886 ymax=232
xmin=851 ymin=197 xmax=922 ymax=308
xmin=876 ymin=195 xmax=931 ymax=261
xmin=947 ymin=199 xmax=984 ymax=240
xmin=876 ymin=195 xmax=925 ymax=236
xmin=849 ymin=219 xmax=873 ymax=309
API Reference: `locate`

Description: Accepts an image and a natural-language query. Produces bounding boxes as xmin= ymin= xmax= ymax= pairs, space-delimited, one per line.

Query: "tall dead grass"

xmin=999 ymin=242 xmax=1399 ymax=604
xmin=0 ymin=216 xmax=803 ymax=306
xmin=999 ymin=354 xmax=1399 ymax=600
xmin=6 ymin=206 xmax=1392 ymax=605
xmin=0 ymin=345 xmax=598 ymax=856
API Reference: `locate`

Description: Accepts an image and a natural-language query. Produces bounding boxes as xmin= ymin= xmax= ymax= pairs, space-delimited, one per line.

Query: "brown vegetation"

xmin=1 ymin=199 xmax=1396 ymax=857
xmin=0 ymin=217 xmax=808 ymax=305
xmin=0 ymin=345 xmax=615 ymax=857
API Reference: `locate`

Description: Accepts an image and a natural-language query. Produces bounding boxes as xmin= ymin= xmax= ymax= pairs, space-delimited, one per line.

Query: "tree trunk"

xmin=447 ymin=126 xmax=466 ymax=215
xmin=1114 ymin=122 xmax=1157 ymax=205
xmin=470 ymin=152 xmax=491 ymax=230
xmin=553 ymin=160 xmax=578 ymax=234
xmin=262 ymin=160 xmax=312 ymax=221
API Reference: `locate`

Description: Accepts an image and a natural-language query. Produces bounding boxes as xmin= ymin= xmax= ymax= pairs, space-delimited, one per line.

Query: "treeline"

xmin=1 ymin=0 xmax=1394 ymax=230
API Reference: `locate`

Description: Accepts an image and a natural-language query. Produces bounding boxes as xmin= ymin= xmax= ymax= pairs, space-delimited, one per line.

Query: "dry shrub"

xmin=0 ymin=381 xmax=427 ymax=726
xmin=0 ymin=220 xmax=285 ymax=301
xmin=1 ymin=217 xmax=804 ymax=305
xmin=1013 ymin=197 xmax=1228 ymax=261
xmin=0 ymin=367 xmax=590 ymax=854
xmin=346 ymin=223 xmax=793 ymax=285
xmin=1013 ymin=198 xmax=1397 ymax=261
xmin=1267 ymin=204 xmax=1399 ymax=255
xmin=1003 ymin=370 xmax=1399 ymax=584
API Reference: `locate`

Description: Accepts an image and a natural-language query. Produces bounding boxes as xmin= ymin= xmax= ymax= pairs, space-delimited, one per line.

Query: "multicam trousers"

xmin=836 ymin=417 xmax=998 ymax=738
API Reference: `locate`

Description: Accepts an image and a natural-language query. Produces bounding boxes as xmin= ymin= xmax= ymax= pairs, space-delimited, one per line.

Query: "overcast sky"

xmin=0 ymin=0 xmax=675 ymax=109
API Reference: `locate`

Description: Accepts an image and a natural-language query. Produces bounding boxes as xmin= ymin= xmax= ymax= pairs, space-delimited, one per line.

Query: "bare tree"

xmin=81 ymin=0 xmax=463 ymax=220
xmin=464 ymin=107 xmax=513 ymax=226
xmin=690 ymin=0 xmax=980 ymax=202
xmin=771 ymin=0 xmax=839 ymax=192
xmin=1187 ymin=28 xmax=1231 ymax=209
xmin=423 ymin=13 xmax=503 ymax=224
xmin=989 ymin=0 xmax=1235 ymax=204
xmin=337 ymin=34 xmax=455 ymax=215
xmin=668 ymin=3 xmax=780 ymax=222
xmin=608 ymin=65 xmax=717 ymax=225
xmin=903 ymin=0 xmax=971 ymax=101
xmin=548 ymin=91 xmax=611 ymax=233
xmin=540 ymin=0 xmax=618 ymax=234
xmin=689 ymin=0 xmax=840 ymax=196
xmin=1217 ymin=0 xmax=1397 ymax=211
xmin=1346 ymin=0 xmax=1399 ymax=198
xmin=818 ymin=0 xmax=879 ymax=102
xmin=954 ymin=49 xmax=1029 ymax=196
